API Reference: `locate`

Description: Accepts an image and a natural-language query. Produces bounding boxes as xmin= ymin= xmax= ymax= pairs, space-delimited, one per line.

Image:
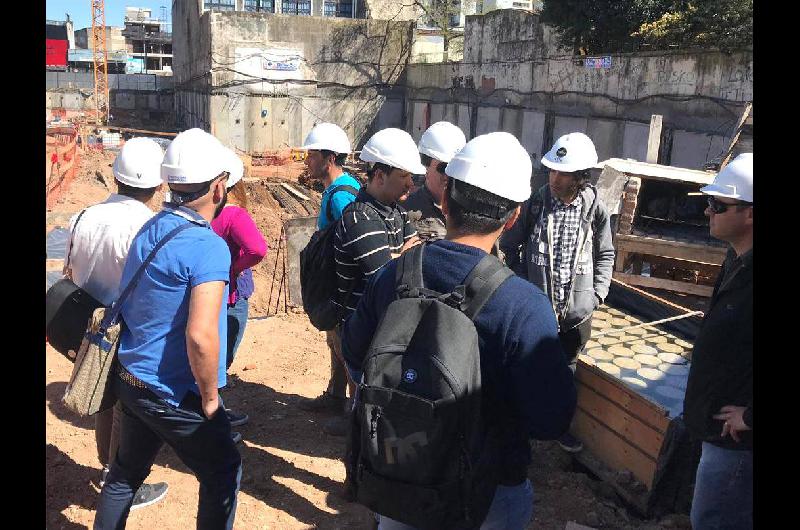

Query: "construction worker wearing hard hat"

xmin=684 ymin=153 xmax=752 ymax=530
xmin=297 ymin=123 xmax=363 ymax=419
xmin=65 ymin=137 xmax=169 ymax=513
xmin=323 ymin=127 xmax=424 ymax=437
xmin=500 ymin=132 xmax=615 ymax=453
xmin=342 ymin=132 xmax=576 ymax=530
xmin=302 ymin=122 xmax=362 ymax=230
xmin=401 ymin=121 xmax=467 ymax=241
xmin=96 ymin=129 xmax=241 ymax=529
xmin=212 ymin=147 xmax=269 ymax=431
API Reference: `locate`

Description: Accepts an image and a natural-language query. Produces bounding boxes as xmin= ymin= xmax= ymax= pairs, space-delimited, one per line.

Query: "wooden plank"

xmin=720 ymin=102 xmax=752 ymax=169
xmin=646 ymin=114 xmax=662 ymax=164
xmin=576 ymin=362 xmax=671 ymax=434
xmin=613 ymin=272 xmax=714 ymax=297
xmin=576 ymin=380 xmax=665 ymax=459
xmin=615 ymin=234 xmax=727 ymax=265
xmin=46 ymin=259 xmax=64 ymax=272
xmin=571 ymin=407 xmax=658 ymax=489
xmin=615 ymin=249 xmax=628 ymax=272
xmin=280 ymin=182 xmax=311 ymax=202
xmin=107 ymin=126 xmax=178 ymax=137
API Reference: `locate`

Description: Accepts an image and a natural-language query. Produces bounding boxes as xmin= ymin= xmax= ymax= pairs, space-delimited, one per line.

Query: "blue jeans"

xmin=95 ymin=376 xmax=242 ymax=530
xmin=226 ymin=297 xmax=249 ymax=369
xmin=377 ymin=479 xmax=534 ymax=530
xmin=691 ymin=442 xmax=753 ymax=530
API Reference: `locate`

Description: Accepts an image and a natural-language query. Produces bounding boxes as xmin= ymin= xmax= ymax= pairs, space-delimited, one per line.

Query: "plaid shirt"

xmin=546 ymin=194 xmax=583 ymax=313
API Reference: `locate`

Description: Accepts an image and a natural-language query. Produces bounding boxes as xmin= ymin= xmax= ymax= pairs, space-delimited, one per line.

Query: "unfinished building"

xmin=122 ymin=7 xmax=173 ymax=74
xmin=173 ymin=1 xmax=414 ymax=153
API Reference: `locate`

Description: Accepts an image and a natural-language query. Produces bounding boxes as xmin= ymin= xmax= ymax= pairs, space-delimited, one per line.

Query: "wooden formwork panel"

xmin=572 ymin=361 xmax=671 ymax=489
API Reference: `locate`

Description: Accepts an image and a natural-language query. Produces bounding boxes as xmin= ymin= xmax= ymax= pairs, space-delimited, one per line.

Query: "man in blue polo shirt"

xmin=297 ymin=123 xmax=362 ymax=422
xmin=95 ymin=129 xmax=241 ymax=530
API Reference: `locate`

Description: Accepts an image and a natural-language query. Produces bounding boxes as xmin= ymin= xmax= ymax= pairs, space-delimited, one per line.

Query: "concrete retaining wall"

xmin=173 ymin=6 xmax=414 ymax=151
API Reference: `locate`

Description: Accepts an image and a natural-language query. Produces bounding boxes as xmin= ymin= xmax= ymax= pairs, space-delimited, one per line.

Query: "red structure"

xmin=46 ymin=22 xmax=69 ymax=70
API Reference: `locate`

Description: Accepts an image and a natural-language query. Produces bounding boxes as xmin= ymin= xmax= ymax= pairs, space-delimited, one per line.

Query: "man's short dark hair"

xmin=320 ymin=149 xmax=348 ymax=167
xmin=445 ymin=178 xmax=519 ymax=235
xmin=116 ymin=180 xmax=159 ymax=202
xmin=366 ymin=162 xmax=393 ymax=182
xmin=572 ymin=168 xmax=592 ymax=191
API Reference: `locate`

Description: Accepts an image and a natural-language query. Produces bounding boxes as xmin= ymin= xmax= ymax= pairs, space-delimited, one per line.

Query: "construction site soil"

xmin=46 ymin=149 xmax=691 ymax=529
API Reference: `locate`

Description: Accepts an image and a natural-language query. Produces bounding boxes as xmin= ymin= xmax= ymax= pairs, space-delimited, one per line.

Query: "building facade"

xmin=122 ymin=7 xmax=173 ymax=74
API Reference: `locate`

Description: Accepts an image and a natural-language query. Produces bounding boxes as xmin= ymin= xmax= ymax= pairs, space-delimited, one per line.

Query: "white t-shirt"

xmin=65 ymin=194 xmax=155 ymax=307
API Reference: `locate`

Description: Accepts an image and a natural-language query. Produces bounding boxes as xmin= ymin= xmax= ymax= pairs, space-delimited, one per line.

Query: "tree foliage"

xmin=540 ymin=0 xmax=752 ymax=54
xmin=634 ymin=1 xmax=752 ymax=51
xmin=413 ymin=0 xmax=476 ymax=56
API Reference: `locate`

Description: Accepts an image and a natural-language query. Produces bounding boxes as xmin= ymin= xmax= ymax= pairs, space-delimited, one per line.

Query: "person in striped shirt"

xmin=323 ymin=128 xmax=425 ymax=436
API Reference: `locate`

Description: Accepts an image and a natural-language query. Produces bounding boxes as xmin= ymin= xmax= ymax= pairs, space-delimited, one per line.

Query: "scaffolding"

xmin=91 ymin=0 xmax=109 ymax=123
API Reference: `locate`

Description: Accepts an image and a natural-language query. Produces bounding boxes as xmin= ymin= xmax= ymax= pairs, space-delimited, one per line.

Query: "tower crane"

xmin=91 ymin=0 xmax=109 ymax=124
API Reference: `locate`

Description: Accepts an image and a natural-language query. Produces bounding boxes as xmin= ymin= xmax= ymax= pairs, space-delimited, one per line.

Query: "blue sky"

xmin=46 ymin=0 xmax=172 ymax=30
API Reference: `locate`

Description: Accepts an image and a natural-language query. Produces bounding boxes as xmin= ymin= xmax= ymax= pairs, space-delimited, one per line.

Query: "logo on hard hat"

xmin=556 ymin=147 xmax=567 ymax=160
xmin=136 ymin=173 xmax=142 ymax=179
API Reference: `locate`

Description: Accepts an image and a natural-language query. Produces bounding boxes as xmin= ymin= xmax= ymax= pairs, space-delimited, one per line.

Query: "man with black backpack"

xmin=297 ymin=123 xmax=362 ymax=419
xmin=499 ymin=132 xmax=614 ymax=454
xmin=341 ymin=132 xmax=577 ymax=529
xmin=309 ymin=127 xmax=425 ymax=437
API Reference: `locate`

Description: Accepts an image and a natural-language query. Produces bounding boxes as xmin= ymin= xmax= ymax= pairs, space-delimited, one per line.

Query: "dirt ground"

xmin=46 ymin=146 xmax=692 ymax=529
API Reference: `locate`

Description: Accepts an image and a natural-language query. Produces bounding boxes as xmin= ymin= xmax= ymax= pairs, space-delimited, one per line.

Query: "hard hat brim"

xmin=301 ymin=141 xmax=349 ymax=154
xmin=699 ymin=183 xmax=752 ymax=202
xmin=541 ymin=156 xmax=598 ymax=173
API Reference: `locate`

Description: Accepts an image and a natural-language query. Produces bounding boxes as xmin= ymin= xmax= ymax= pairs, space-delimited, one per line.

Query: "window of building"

xmin=324 ymin=0 xmax=353 ymax=17
xmin=204 ymin=0 xmax=236 ymax=11
xmin=282 ymin=0 xmax=312 ymax=15
xmin=244 ymin=0 xmax=275 ymax=12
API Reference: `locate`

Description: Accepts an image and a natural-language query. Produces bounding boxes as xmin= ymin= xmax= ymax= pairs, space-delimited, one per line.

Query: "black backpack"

xmin=299 ymin=184 xmax=358 ymax=331
xmin=349 ymin=243 xmax=513 ymax=530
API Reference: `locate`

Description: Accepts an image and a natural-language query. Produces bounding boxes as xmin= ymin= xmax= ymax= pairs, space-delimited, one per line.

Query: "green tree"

xmin=540 ymin=0 xmax=752 ymax=54
xmin=634 ymin=1 xmax=752 ymax=51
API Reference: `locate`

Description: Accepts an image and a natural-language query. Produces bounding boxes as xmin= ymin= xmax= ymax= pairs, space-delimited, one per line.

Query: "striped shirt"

xmin=333 ymin=189 xmax=417 ymax=321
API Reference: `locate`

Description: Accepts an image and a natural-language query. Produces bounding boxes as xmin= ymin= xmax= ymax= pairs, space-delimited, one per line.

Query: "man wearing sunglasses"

xmin=684 ymin=153 xmax=753 ymax=530
xmin=401 ymin=121 xmax=466 ymax=241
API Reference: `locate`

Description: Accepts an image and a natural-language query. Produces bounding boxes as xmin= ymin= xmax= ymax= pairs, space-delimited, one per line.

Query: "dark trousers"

xmin=95 ymin=401 xmax=122 ymax=468
xmin=95 ymin=376 xmax=242 ymax=530
xmin=558 ymin=316 xmax=592 ymax=373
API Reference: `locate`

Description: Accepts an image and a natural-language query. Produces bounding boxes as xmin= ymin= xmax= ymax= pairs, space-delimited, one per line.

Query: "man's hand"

xmin=400 ymin=236 xmax=422 ymax=254
xmin=203 ymin=394 xmax=220 ymax=420
xmin=713 ymin=405 xmax=751 ymax=442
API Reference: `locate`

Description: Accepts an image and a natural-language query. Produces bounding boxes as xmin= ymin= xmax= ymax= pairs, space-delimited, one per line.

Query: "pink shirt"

xmin=211 ymin=205 xmax=268 ymax=305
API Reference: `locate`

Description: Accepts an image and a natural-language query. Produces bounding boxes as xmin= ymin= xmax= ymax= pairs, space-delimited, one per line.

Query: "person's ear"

xmin=441 ymin=188 xmax=450 ymax=216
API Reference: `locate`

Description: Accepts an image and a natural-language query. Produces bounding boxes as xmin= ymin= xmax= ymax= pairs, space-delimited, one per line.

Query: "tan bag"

xmin=62 ymin=307 xmax=120 ymax=416
xmin=60 ymin=220 xmax=196 ymax=417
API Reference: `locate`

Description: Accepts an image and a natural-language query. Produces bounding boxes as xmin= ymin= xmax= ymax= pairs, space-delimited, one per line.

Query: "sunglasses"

xmin=707 ymin=196 xmax=750 ymax=214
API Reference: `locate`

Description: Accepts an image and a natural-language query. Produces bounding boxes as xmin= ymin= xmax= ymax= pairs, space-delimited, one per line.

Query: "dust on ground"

xmin=46 ymin=148 xmax=691 ymax=529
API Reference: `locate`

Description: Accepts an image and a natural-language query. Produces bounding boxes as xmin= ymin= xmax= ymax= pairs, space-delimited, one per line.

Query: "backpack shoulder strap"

xmin=325 ymin=184 xmax=359 ymax=224
xmin=394 ymin=242 xmax=425 ymax=298
xmin=64 ymin=207 xmax=90 ymax=272
xmin=461 ymin=254 xmax=514 ymax=321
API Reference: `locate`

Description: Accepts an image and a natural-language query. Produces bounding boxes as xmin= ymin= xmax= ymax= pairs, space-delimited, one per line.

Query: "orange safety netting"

xmin=46 ymin=126 xmax=80 ymax=210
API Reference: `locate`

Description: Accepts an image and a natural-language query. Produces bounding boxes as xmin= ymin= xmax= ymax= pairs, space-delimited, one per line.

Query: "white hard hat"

xmin=445 ymin=132 xmax=532 ymax=202
xmin=701 ymin=153 xmax=753 ymax=203
xmin=112 ymin=137 xmax=164 ymax=188
xmin=541 ymin=132 xmax=599 ymax=173
xmin=418 ymin=121 xmax=467 ymax=163
xmin=161 ymin=128 xmax=228 ymax=184
xmin=360 ymin=128 xmax=426 ymax=175
xmin=302 ymin=122 xmax=351 ymax=154
xmin=222 ymin=147 xmax=244 ymax=189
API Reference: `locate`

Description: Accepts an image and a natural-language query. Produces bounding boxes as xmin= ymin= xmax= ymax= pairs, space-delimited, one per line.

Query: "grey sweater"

xmin=500 ymin=184 xmax=615 ymax=331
